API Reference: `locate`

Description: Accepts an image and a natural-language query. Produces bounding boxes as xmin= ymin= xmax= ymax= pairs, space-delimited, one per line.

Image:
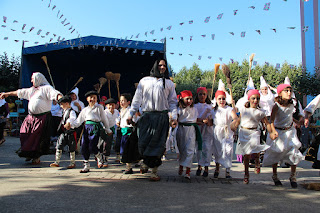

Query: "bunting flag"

xmin=188 ymin=54 xmax=193 ymax=56
xmin=3 ymin=16 xmax=7 ymax=23
xmin=11 ymin=29 xmax=16 ymax=31
xmin=136 ymin=33 xmax=140 ymax=38
xmin=233 ymin=10 xmax=238 ymax=15
xmin=208 ymin=56 xmax=212 ymax=59
xmin=303 ymin=26 xmax=309 ymax=32
xmin=71 ymin=29 xmax=75 ymax=33
xmin=61 ymin=18 xmax=67 ymax=24
xmin=130 ymin=35 xmax=133 ymax=39
xmin=204 ymin=16 xmax=210 ymax=23
xmin=64 ymin=22 xmax=70 ymax=26
xmin=57 ymin=10 xmax=60 ymax=17
xmin=160 ymin=38 xmax=165 ymax=42
xmin=52 ymin=5 xmax=56 ymax=10
xmin=150 ymin=51 xmax=154 ymax=56
xmin=211 ymin=34 xmax=215 ymax=40
xmin=4 ymin=37 xmax=8 ymax=40
xmin=265 ymin=62 xmax=270 ymax=66
xmin=287 ymin=27 xmax=296 ymax=29
xmin=179 ymin=22 xmax=184 ymax=26
xmin=1 ymin=25 xmax=6 ymax=28
xmin=190 ymin=36 xmax=193 ymax=41
xmin=229 ymin=32 xmax=234 ymax=36
xmin=145 ymin=31 xmax=148 ymax=37
xmin=201 ymin=34 xmax=206 ymax=38
xmin=230 ymin=59 xmax=234 ymax=63
xmin=150 ymin=30 xmax=155 ymax=34
xmin=141 ymin=50 xmax=146 ymax=55
xmin=198 ymin=56 xmax=202 ymax=60
xmin=263 ymin=2 xmax=271 ymax=11
xmin=22 ymin=24 xmax=26 ymax=30
xmin=29 ymin=27 xmax=35 ymax=32
xmin=13 ymin=20 xmax=18 ymax=23
xmin=290 ymin=64 xmax=294 ymax=69
xmin=271 ymin=28 xmax=277 ymax=33
xmin=219 ymin=57 xmax=223 ymax=61
xmin=249 ymin=6 xmax=255 ymax=9
xmin=69 ymin=26 xmax=73 ymax=30
xmin=189 ymin=20 xmax=193 ymax=24
xmin=59 ymin=14 xmax=63 ymax=19
xmin=160 ymin=27 xmax=163 ymax=32
xmin=170 ymin=37 xmax=174 ymax=40
xmin=253 ymin=61 xmax=257 ymax=66
xmin=241 ymin=32 xmax=246 ymax=37
xmin=179 ymin=53 xmax=182 ymax=56
xmin=180 ymin=37 xmax=183 ymax=41
xmin=217 ymin=13 xmax=223 ymax=20
xmin=256 ymin=30 xmax=261 ymax=34
xmin=37 ymin=29 xmax=42 ymax=35
xmin=167 ymin=26 xmax=172 ymax=30
xmin=276 ymin=63 xmax=280 ymax=69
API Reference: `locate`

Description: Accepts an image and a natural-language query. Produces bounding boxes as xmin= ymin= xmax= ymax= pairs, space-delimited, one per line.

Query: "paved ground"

xmin=0 ymin=136 xmax=320 ymax=213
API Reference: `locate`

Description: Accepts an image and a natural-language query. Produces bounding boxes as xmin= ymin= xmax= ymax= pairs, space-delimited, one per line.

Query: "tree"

xmin=0 ymin=52 xmax=20 ymax=92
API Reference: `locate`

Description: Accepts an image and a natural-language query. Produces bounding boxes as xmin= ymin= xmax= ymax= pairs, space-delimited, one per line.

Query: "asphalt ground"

xmin=0 ymin=136 xmax=320 ymax=213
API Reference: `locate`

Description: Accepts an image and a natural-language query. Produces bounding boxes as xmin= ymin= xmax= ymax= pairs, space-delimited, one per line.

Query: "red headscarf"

xmin=197 ymin=87 xmax=207 ymax=94
xmin=247 ymin=89 xmax=260 ymax=100
xmin=215 ymin=90 xmax=226 ymax=99
xmin=277 ymin=84 xmax=291 ymax=94
xmin=180 ymin=90 xmax=193 ymax=98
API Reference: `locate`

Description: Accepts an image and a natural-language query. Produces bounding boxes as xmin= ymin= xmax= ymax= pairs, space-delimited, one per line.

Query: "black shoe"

xmin=226 ymin=172 xmax=232 ymax=179
xmin=290 ymin=178 xmax=298 ymax=188
xmin=273 ymin=179 xmax=282 ymax=186
xmin=202 ymin=171 xmax=208 ymax=177
xmin=196 ymin=168 xmax=201 ymax=176
xmin=213 ymin=171 xmax=219 ymax=178
xmin=124 ymin=169 xmax=133 ymax=174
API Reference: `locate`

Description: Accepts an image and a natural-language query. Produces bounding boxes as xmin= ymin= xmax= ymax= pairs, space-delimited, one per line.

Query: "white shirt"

xmin=240 ymin=107 xmax=265 ymax=128
xmin=177 ymin=106 xmax=198 ymax=123
xmin=105 ymin=108 xmax=119 ymax=127
xmin=61 ymin=108 xmax=77 ymax=126
xmin=129 ymin=77 xmax=178 ymax=119
xmin=51 ymin=103 xmax=63 ymax=117
xmin=71 ymin=103 xmax=112 ymax=133
xmin=119 ymin=106 xmax=135 ymax=128
xmin=17 ymin=85 xmax=61 ymax=115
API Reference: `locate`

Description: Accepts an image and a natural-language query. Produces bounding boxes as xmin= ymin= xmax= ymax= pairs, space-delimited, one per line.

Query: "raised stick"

xmin=41 ymin=56 xmax=55 ymax=88
xmin=68 ymin=77 xmax=83 ymax=94
xmin=221 ymin=64 xmax=235 ymax=109
xmin=210 ymin=63 xmax=220 ymax=100
xmin=248 ymin=53 xmax=255 ymax=82
xmin=105 ymin=72 xmax=113 ymax=98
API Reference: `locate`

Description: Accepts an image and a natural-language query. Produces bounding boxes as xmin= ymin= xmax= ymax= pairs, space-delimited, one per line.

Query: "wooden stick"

xmin=248 ymin=53 xmax=255 ymax=83
xmin=221 ymin=64 xmax=235 ymax=109
xmin=112 ymin=73 xmax=121 ymax=100
xmin=210 ymin=64 xmax=220 ymax=100
xmin=41 ymin=56 xmax=55 ymax=88
xmin=68 ymin=77 xmax=83 ymax=94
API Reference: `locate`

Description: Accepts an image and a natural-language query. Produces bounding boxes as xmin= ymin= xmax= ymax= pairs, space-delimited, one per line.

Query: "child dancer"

xmin=194 ymin=87 xmax=213 ymax=177
xmin=50 ymin=96 xmax=77 ymax=169
xmin=211 ymin=89 xmax=238 ymax=179
xmin=176 ymin=90 xmax=201 ymax=179
xmin=263 ymin=84 xmax=304 ymax=188
xmin=66 ymin=91 xmax=112 ymax=173
xmin=235 ymin=89 xmax=277 ymax=184
xmin=99 ymin=98 xmax=119 ymax=167
xmin=118 ymin=93 xmax=135 ymax=174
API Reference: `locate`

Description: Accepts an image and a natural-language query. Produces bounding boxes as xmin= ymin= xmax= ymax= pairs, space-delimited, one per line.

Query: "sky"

xmin=0 ymin=0 xmax=303 ymax=73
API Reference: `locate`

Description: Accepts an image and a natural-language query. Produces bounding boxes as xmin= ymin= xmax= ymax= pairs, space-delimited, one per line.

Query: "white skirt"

xmin=212 ymin=125 xmax=233 ymax=168
xmin=235 ymin=128 xmax=270 ymax=155
xmin=177 ymin=125 xmax=196 ymax=168
xmin=263 ymin=127 xmax=303 ymax=166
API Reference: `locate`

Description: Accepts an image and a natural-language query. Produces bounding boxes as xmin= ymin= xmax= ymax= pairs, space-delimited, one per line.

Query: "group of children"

xmin=48 ymin=75 xmax=310 ymax=188
xmin=172 ymin=76 xmax=306 ymax=188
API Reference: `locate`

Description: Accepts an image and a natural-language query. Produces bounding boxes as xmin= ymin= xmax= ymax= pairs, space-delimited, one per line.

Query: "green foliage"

xmin=0 ymin=52 xmax=20 ymax=92
xmin=173 ymin=61 xmax=320 ymax=105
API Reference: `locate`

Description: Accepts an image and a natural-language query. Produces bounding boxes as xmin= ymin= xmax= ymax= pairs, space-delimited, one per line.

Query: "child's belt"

xmin=179 ymin=122 xmax=203 ymax=150
xmin=275 ymin=122 xmax=293 ymax=131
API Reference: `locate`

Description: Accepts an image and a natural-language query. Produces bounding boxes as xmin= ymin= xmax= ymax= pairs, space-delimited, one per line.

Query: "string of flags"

xmin=41 ymin=0 xmax=80 ymax=37
xmin=129 ymin=2 xmax=273 ymax=39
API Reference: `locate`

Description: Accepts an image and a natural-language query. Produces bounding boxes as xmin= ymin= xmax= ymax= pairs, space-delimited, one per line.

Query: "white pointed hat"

xmin=284 ymin=76 xmax=290 ymax=85
xmin=260 ymin=76 xmax=268 ymax=88
xmin=246 ymin=77 xmax=255 ymax=91
xmin=218 ymin=79 xmax=226 ymax=91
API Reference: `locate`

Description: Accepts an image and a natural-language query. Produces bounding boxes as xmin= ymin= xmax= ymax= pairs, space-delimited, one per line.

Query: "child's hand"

xmin=64 ymin=122 xmax=71 ymax=130
xmin=203 ymin=118 xmax=208 ymax=124
xmin=269 ymin=131 xmax=278 ymax=140
xmin=127 ymin=116 xmax=133 ymax=125
xmin=304 ymin=118 xmax=309 ymax=127
xmin=171 ymin=119 xmax=178 ymax=128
